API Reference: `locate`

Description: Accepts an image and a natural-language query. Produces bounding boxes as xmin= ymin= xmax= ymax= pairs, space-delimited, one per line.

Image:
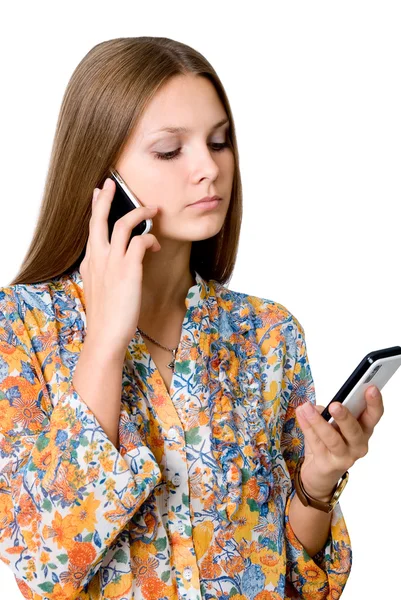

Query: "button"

xmin=183 ymin=566 xmax=192 ymax=581
xmin=168 ymin=427 xmax=178 ymax=440
xmin=171 ymin=475 xmax=181 ymax=487
xmin=176 ymin=520 xmax=185 ymax=533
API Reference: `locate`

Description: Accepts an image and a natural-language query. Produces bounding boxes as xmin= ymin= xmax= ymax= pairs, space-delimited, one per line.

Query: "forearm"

xmin=288 ymin=490 xmax=332 ymax=557
xmin=72 ymin=335 xmax=125 ymax=449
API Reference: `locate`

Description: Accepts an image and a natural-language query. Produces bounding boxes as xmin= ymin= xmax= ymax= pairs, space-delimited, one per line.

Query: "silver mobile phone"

xmin=321 ymin=346 xmax=401 ymax=431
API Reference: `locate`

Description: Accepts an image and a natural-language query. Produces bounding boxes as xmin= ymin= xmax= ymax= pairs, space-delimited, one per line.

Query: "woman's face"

xmin=115 ymin=74 xmax=235 ymax=244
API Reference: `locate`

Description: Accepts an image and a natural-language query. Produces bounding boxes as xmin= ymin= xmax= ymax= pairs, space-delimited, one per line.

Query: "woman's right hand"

xmin=79 ymin=177 xmax=161 ymax=359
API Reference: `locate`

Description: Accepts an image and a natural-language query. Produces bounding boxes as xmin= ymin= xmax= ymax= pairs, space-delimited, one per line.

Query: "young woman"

xmin=0 ymin=37 xmax=383 ymax=600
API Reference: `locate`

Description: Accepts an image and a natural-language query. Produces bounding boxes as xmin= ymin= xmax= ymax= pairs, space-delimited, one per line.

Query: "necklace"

xmin=137 ymin=327 xmax=179 ymax=370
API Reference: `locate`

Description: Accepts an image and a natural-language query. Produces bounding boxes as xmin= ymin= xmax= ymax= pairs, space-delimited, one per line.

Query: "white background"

xmin=1 ymin=1 xmax=400 ymax=598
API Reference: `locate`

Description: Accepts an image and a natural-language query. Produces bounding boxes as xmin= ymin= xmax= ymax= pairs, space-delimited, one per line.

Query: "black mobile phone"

xmin=321 ymin=346 xmax=401 ymax=431
xmin=107 ymin=168 xmax=153 ymax=243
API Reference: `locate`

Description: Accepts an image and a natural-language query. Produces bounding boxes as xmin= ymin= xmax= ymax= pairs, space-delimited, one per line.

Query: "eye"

xmin=154 ymin=142 xmax=230 ymax=161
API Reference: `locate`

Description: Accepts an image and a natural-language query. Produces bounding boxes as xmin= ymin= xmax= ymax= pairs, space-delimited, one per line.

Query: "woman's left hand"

xmin=295 ymin=385 xmax=384 ymax=500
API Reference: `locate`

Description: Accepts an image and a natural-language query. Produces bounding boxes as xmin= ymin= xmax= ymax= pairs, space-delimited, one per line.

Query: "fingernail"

xmin=302 ymin=402 xmax=316 ymax=419
xmin=330 ymin=403 xmax=344 ymax=416
xmin=370 ymin=386 xmax=380 ymax=399
xmin=92 ymin=188 xmax=100 ymax=202
xmin=103 ymin=178 xmax=113 ymax=189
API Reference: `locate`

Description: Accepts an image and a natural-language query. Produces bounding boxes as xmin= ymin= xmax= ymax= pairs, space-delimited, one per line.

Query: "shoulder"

xmin=212 ymin=280 xmax=306 ymax=356
xmin=0 ymin=281 xmax=52 ymax=356
xmin=214 ymin=280 xmax=304 ymax=333
xmin=1 ymin=271 xmax=79 ymax=312
xmin=0 ymin=271 xmax=78 ymax=340
xmin=0 ymin=279 xmax=52 ymax=324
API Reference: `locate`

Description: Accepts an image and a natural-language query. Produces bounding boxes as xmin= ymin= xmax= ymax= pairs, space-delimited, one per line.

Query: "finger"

xmin=89 ymin=177 xmax=116 ymax=250
xmin=358 ymin=385 xmax=384 ymax=437
xmin=83 ymin=188 xmax=100 ymax=264
xmin=296 ymin=401 xmax=349 ymax=458
xmin=92 ymin=187 xmax=100 ymax=206
xmin=125 ymin=232 xmax=161 ymax=265
xmin=328 ymin=402 xmax=368 ymax=457
xmin=110 ymin=207 xmax=159 ymax=258
xmin=295 ymin=403 xmax=330 ymax=457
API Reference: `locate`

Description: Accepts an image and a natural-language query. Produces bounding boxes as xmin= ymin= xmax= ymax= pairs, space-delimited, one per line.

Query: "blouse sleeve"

xmin=280 ymin=315 xmax=353 ymax=599
xmin=0 ymin=286 xmax=161 ymax=600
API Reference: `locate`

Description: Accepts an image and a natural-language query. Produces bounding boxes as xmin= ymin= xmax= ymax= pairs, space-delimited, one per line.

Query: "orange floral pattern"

xmin=0 ymin=269 xmax=352 ymax=599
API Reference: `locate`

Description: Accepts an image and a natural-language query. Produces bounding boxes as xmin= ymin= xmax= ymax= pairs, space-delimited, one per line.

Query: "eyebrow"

xmin=149 ymin=117 xmax=230 ymax=135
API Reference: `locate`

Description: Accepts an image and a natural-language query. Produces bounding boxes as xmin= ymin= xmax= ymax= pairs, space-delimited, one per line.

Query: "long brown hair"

xmin=8 ymin=37 xmax=243 ymax=287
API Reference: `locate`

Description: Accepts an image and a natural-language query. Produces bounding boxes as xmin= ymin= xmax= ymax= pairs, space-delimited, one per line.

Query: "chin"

xmin=158 ymin=214 xmax=226 ymax=242
xmin=187 ymin=218 xmax=226 ymax=240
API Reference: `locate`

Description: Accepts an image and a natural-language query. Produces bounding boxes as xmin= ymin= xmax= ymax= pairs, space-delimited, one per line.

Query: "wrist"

xmin=83 ymin=332 xmax=127 ymax=364
xmin=300 ymin=464 xmax=338 ymax=503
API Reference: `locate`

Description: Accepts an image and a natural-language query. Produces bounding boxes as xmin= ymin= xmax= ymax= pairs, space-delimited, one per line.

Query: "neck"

xmin=138 ymin=239 xmax=196 ymax=324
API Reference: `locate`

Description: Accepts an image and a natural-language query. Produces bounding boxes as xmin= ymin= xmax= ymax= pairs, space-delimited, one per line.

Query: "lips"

xmin=190 ymin=195 xmax=222 ymax=206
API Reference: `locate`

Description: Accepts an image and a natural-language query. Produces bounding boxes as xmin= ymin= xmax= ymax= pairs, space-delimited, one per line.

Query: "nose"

xmin=190 ymin=143 xmax=220 ymax=182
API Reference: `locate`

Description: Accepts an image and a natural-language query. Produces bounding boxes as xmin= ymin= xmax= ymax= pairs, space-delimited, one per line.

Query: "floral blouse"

xmin=0 ymin=268 xmax=352 ymax=600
